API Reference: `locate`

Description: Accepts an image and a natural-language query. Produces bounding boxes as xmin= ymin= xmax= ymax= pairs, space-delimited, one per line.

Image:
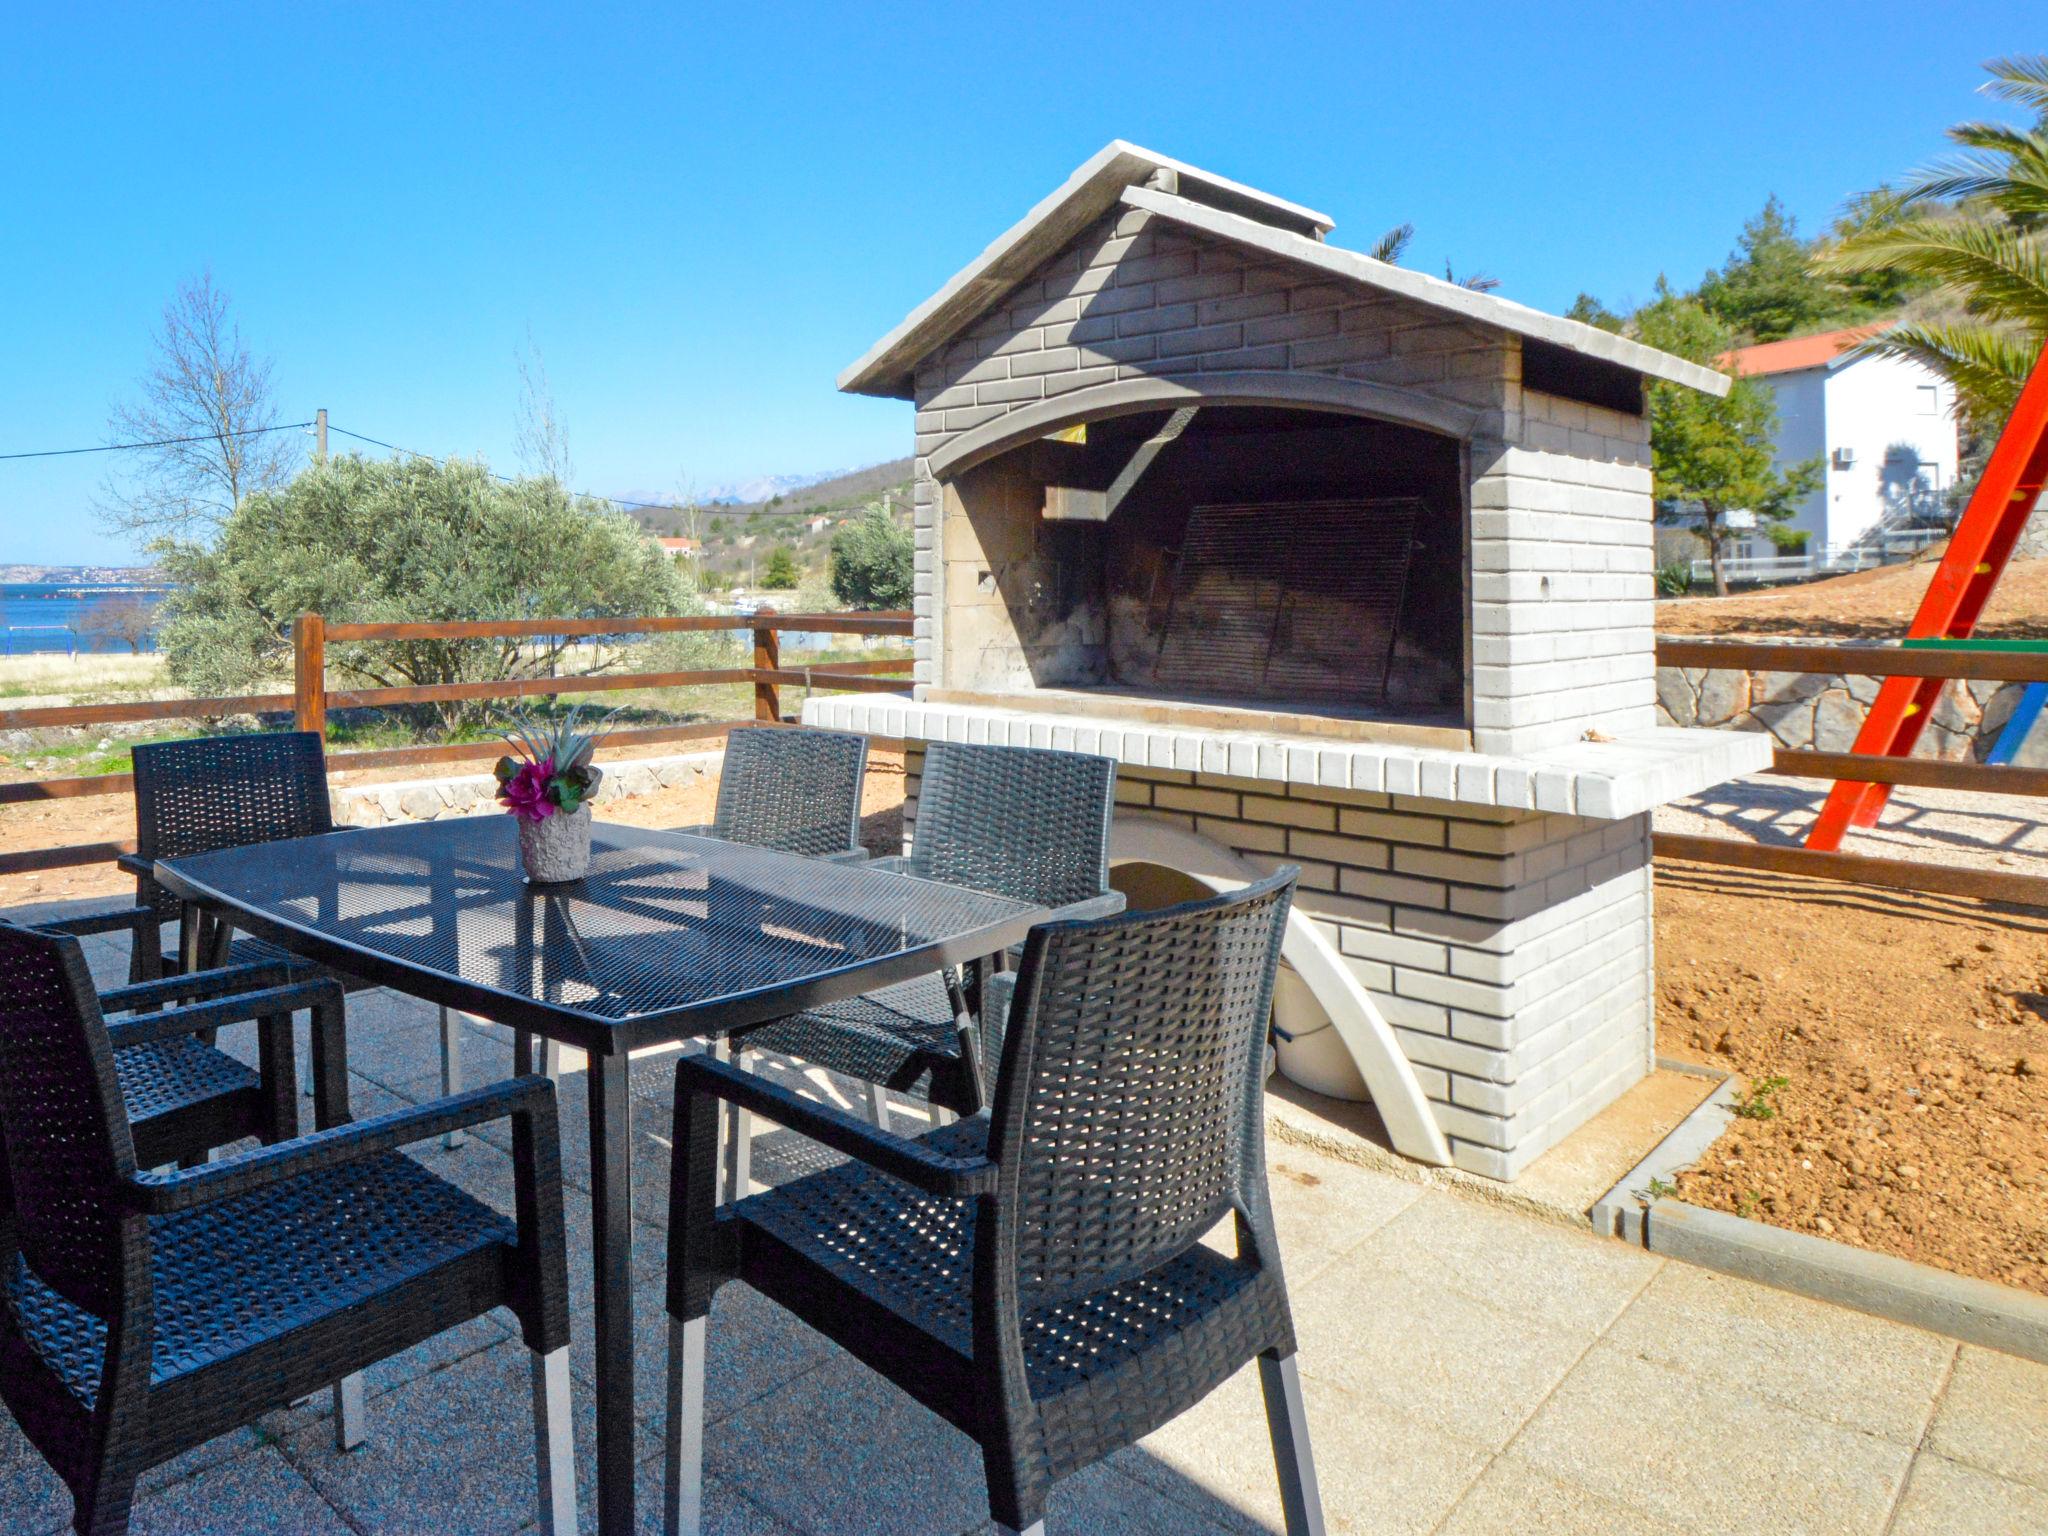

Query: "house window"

xmin=1915 ymin=384 xmax=1939 ymax=416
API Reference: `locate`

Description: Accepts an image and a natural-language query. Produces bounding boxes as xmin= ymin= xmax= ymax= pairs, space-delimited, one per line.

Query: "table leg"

xmin=588 ymin=1051 xmax=636 ymax=1536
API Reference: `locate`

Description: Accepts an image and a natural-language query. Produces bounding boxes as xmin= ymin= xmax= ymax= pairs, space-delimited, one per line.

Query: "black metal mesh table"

xmin=155 ymin=816 xmax=1043 ymax=1536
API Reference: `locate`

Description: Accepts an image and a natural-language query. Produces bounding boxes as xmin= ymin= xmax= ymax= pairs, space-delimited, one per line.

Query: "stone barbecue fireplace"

xmin=937 ymin=406 xmax=1469 ymax=743
xmin=807 ymin=143 xmax=1772 ymax=1180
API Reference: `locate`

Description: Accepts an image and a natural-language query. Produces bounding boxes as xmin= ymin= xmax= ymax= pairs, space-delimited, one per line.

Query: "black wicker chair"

xmin=0 ymin=922 xmax=578 ymax=1536
xmin=670 ymin=724 xmax=871 ymax=863
xmin=722 ymin=741 xmax=1121 ymax=1189
xmin=661 ymin=870 xmax=1322 ymax=1536
xmin=26 ymin=905 xmax=354 ymax=1161
xmin=113 ymin=731 xmax=344 ymax=980
xmin=27 ymin=908 xmax=352 ymax=1168
xmin=117 ymin=730 xmax=489 ymax=1148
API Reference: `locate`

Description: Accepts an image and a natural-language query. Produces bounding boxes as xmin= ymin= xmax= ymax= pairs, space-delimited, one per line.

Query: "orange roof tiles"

xmin=1723 ymin=324 xmax=1889 ymax=378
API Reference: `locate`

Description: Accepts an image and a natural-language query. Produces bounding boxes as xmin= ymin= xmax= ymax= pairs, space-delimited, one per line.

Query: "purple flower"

xmin=498 ymin=756 xmax=558 ymax=822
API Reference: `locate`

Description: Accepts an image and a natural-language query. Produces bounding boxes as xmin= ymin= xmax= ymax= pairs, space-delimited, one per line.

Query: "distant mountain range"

xmin=623 ymin=460 xmax=910 ymax=510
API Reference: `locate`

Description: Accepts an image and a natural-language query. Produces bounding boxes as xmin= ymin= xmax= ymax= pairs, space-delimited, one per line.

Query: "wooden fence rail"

xmin=1653 ymin=636 xmax=2048 ymax=905
xmin=0 ymin=608 xmax=914 ymax=877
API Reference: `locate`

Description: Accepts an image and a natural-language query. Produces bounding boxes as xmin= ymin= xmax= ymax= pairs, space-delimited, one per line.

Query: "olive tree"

xmin=155 ymin=454 xmax=689 ymax=729
xmin=828 ymin=505 xmax=914 ymax=610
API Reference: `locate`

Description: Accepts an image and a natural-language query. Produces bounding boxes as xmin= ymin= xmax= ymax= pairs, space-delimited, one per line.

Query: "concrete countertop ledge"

xmin=803 ymin=694 xmax=1772 ymax=821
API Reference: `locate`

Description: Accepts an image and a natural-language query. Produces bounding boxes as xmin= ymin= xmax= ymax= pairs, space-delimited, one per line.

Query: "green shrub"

xmin=1654 ymin=559 xmax=1696 ymax=597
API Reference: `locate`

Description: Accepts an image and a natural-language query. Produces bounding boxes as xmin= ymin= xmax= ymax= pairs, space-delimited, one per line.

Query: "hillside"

xmin=1659 ymin=551 xmax=2048 ymax=639
xmin=630 ymin=458 xmax=913 ymax=591
xmin=630 ymin=459 xmax=912 ymax=535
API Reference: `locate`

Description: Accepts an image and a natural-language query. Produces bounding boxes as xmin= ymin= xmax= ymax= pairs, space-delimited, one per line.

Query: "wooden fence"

xmin=0 ymin=609 xmax=914 ymax=878
xmin=1651 ymin=637 xmax=2048 ymax=907
xmin=7 ymin=624 xmax=2045 ymax=910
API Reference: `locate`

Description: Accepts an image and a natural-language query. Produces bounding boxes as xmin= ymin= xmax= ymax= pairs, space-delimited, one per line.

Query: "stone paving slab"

xmin=1343 ymin=1187 xmax=1660 ymax=1339
xmin=1435 ymin=1455 xmax=1692 ymax=1536
xmin=1120 ymin=1363 xmax=1493 ymax=1536
xmin=1925 ymin=1345 xmax=2048 ymax=1490
xmin=1887 ymin=1453 xmax=2048 ymax=1536
xmin=1597 ymin=1260 xmax=1958 ymax=1444
xmin=1508 ymin=1343 xmax=1915 ymax=1536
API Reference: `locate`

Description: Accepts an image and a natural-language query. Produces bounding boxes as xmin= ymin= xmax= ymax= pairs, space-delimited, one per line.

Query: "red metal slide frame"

xmin=1807 ymin=343 xmax=2048 ymax=851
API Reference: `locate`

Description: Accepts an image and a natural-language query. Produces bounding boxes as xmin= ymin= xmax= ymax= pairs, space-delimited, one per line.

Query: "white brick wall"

xmin=906 ymin=206 xmax=1657 ymax=752
xmin=903 ymin=748 xmax=1655 ymax=1181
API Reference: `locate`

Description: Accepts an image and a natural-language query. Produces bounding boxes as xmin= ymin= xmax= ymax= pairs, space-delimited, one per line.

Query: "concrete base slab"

xmin=1262 ymin=1060 xmax=1722 ymax=1230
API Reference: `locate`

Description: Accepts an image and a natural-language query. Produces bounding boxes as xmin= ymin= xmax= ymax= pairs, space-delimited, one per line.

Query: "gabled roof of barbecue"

xmin=838 ymin=141 xmax=1730 ymax=401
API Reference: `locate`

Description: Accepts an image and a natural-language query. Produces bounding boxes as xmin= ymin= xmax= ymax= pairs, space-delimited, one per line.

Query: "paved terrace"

xmin=3 ymin=904 xmax=2045 ymax=1536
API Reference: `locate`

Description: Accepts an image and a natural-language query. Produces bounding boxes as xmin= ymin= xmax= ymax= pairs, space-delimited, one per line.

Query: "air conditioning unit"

xmin=1832 ymin=446 xmax=1856 ymax=469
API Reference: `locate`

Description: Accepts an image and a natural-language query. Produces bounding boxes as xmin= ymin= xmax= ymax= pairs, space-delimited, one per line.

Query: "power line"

xmin=0 ymin=420 xmax=314 ymax=463
xmin=3 ymin=413 xmax=860 ymax=520
xmin=328 ymin=422 xmax=776 ymax=516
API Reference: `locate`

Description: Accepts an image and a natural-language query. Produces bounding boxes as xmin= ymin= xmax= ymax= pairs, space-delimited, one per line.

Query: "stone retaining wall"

xmin=330 ymin=750 xmax=715 ymax=827
xmin=1654 ymin=652 xmax=2040 ymax=765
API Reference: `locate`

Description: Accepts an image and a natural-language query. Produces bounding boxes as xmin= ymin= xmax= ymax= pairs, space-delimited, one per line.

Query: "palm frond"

xmin=1818 ymin=218 xmax=2048 ymax=322
xmin=1856 ymin=322 xmax=2039 ymax=420
xmin=1368 ymin=223 xmax=1414 ymax=264
xmin=1905 ymin=131 xmax=2048 ymax=224
xmin=1982 ymin=53 xmax=2048 ymax=114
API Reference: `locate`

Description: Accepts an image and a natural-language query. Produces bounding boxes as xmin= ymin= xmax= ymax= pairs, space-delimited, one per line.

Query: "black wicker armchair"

xmin=115 ymin=731 xmax=345 ymax=980
xmin=669 ymin=724 xmax=871 ymax=863
xmin=0 ymin=922 xmax=578 ymax=1536
xmin=662 ymin=871 xmax=1324 ymax=1536
xmin=49 ymin=925 xmax=348 ymax=1159
xmin=26 ymin=908 xmax=353 ymax=1169
xmin=722 ymin=741 xmax=1121 ymax=1190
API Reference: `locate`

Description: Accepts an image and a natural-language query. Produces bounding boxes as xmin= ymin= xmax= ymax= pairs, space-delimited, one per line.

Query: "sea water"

xmin=0 ymin=583 xmax=168 ymax=654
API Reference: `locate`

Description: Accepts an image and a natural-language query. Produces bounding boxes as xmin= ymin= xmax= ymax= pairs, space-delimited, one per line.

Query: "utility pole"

xmin=314 ymin=407 xmax=328 ymax=463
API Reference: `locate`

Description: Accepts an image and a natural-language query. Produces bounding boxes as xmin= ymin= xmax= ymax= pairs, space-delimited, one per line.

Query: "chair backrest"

xmin=711 ymin=726 xmax=869 ymax=857
xmin=988 ymin=870 xmax=1295 ymax=1309
xmin=131 ymin=732 xmax=333 ymax=918
xmin=0 ymin=924 xmax=140 ymax=1322
xmin=905 ymin=742 xmax=1115 ymax=908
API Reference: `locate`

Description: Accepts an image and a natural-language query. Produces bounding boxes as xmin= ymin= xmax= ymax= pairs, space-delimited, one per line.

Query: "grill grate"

xmin=1151 ymin=499 xmax=1422 ymax=705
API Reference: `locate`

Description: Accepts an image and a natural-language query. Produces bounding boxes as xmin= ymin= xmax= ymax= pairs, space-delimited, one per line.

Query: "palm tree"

xmin=1819 ymin=55 xmax=2048 ymax=420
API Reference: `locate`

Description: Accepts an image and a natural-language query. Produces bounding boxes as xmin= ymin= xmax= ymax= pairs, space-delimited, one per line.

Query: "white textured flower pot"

xmin=516 ymin=769 xmax=602 ymax=882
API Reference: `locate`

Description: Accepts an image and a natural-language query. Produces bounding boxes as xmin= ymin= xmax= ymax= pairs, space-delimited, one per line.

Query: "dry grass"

xmin=0 ymin=652 xmax=165 ymax=699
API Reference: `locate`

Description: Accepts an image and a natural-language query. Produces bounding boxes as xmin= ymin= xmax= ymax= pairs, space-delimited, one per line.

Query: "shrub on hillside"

xmin=828 ymin=506 xmax=913 ymax=610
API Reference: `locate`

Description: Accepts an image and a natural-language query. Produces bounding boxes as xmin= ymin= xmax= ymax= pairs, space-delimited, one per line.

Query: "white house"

xmin=1727 ymin=325 xmax=1959 ymax=554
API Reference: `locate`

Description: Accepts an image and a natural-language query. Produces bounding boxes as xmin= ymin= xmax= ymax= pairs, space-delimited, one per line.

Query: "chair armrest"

xmin=99 ymin=959 xmax=302 ymax=1015
xmin=32 ymin=904 xmax=156 ymax=940
xmin=674 ymin=1051 xmax=995 ymax=1198
xmin=105 ymin=976 xmax=343 ymax=1050
xmin=116 ymin=851 xmax=154 ymax=881
xmin=120 ymin=1076 xmax=556 ymax=1214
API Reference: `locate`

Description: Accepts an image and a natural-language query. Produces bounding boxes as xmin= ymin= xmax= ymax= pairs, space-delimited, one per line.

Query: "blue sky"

xmin=0 ymin=2 xmax=2027 ymax=566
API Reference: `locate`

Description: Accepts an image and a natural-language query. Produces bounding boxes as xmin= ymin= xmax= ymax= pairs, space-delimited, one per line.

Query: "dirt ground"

xmin=1658 ymin=550 xmax=2048 ymax=638
xmin=1657 ymin=861 xmax=2048 ymax=1295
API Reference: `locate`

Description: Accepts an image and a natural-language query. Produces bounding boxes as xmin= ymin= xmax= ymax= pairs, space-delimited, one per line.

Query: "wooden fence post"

xmin=293 ymin=613 xmax=327 ymax=737
xmin=753 ymin=609 xmax=780 ymax=722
